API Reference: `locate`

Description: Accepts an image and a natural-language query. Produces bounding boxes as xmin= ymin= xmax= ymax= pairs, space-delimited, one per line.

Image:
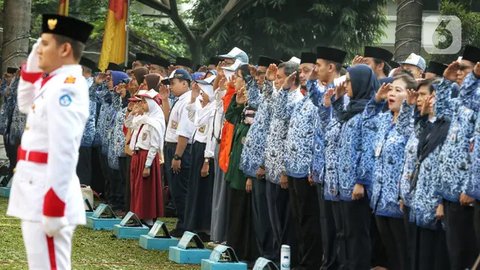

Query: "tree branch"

xmin=136 ymin=0 xmax=170 ymax=14
xmin=168 ymin=0 xmax=197 ymax=46
xmin=201 ymin=0 xmax=255 ymax=43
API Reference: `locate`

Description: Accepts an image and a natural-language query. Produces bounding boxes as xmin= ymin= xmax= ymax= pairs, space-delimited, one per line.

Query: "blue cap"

xmin=161 ymin=69 xmax=192 ymax=85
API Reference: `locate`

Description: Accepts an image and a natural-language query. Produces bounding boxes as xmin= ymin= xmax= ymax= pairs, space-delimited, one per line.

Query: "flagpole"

xmin=125 ymin=0 xmax=130 ymax=67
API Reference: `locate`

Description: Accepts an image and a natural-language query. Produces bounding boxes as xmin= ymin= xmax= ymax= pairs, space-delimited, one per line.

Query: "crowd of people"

xmin=2 ymin=42 xmax=480 ymax=270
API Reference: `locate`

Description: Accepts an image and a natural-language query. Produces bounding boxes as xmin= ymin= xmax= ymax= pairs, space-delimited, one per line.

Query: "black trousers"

xmin=444 ymin=200 xmax=478 ymax=270
xmin=475 ymin=200 xmax=480 ymax=251
xmin=265 ymin=181 xmax=299 ymax=266
xmin=375 ymin=215 xmax=408 ymax=270
xmin=251 ymin=178 xmax=275 ymax=260
xmin=370 ymin=213 xmax=388 ymax=268
xmin=226 ymin=187 xmax=258 ymax=263
xmin=98 ymin=153 xmax=112 ymax=202
xmin=76 ymin=146 xmax=92 ymax=186
xmin=288 ymin=177 xmax=323 ymax=270
xmin=316 ymin=184 xmax=340 ymax=270
xmin=163 ymin=142 xmax=191 ymax=231
xmin=91 ymin=147 xmax=105 ymax=196
xmin=341 ymin=199 xmax=371 ymax=270
xmin=411 ymin=225 xmax=449 ymax=270
xmin=119 ymin=156 xmax=130 ymax=211
xmin=3 ymin=135 xmax=17 ymax=178
xmin=403 ymin=206 xmax=415 ymax=270
xmin=110 ymin=168 xmax=125 ymax=211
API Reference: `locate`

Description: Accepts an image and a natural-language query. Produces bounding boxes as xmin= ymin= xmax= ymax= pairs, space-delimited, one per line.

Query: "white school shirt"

xmin=165 ymin=90 xmax=195 ymax=144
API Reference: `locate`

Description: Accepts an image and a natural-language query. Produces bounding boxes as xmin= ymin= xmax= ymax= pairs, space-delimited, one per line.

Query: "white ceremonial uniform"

xmin=165 ymin=91 xmax=196 ymax=143
xmin=7 ymin=64 xmax=89 ymax=270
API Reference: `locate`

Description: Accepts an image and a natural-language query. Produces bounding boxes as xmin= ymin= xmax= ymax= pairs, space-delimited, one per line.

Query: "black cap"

xmin=364 ymin=46 xmax=393 ymax=63
xmin=425 ymin=61 xmax=447 ymax=76
xmin=41 ymin=14 xmax=93 ymax=44
xmin=175 ymin=57 xmax=193 ymax=69
xmin=107 ymin=62 xmax=123 ymax=72
xmin=208 ymin=56 xmax=222 ymax=66
xmin=151 ymin=56 xmax=170 ymax=68
xmin=300 ymin=52 xmax=317 ymax=64
xmin=6 ymin=67 xmax=18 ymax=74
xmin=462 ymin=45 xmax=480 ymax=64
xmin=80 ymin=57 xmax=100 ymax=73
xmin=257 ymin=56 xmax=281 ymax=67
xmin=389 ymin=60 xmax=400 ymax=69
xmin=316 ymin=46 xmax=347 ymax=64
xmin=136 ymin=53 xmax=154 ymax=64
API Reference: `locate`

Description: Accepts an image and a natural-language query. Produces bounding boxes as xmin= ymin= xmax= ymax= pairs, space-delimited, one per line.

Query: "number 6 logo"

xmin=422 ymin=15 xmax=462 ymax=55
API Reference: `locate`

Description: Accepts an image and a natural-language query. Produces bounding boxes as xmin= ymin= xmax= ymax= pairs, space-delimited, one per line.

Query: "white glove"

xmin=42 ymin=216 xmax=68 ymax=237
xmin=25 ymin=38 xmax=42 ymax=73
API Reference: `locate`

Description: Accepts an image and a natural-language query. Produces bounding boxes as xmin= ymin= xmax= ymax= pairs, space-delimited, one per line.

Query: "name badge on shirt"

xmin=199 ymin=125 xmax=206 ymax=134
xmin=375 ymin=141 xmax=384 ymax=157
xmin=171 ymin=121 xmax=178 ymax=130
xmin=142 ymin=132 xmax=148 ymax=141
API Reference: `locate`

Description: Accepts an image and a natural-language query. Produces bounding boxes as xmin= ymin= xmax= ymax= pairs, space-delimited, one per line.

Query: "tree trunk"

xmin=1 ymin=0 xmax=31 ymax=73
xmin=394 ymin=0 xmax=423 ymax=61
xmin=188 ymin=39 xmax=203 ymax=67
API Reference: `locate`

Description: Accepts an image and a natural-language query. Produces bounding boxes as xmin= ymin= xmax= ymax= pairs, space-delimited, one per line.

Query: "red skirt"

xmin=130 ymin=149 xmax=164 ymax=219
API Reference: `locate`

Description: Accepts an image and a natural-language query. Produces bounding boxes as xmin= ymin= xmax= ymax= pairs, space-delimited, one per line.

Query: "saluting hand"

xmin=323 ymin=88 xmax=335 ymax=108
xmin=282 ymin=71 xmax=297 ymax=90
xmin=375 ymin=83 xmax=391 ymax=102
xmin=474 ymin=62 xmax=480 ymax=78
xmin=352 ymin=55 xmax=367 ymax=66
xmin=420 ymin=95 xmax=435 ymax=116
xmin=266 ymin=64 xmax=278 ymax=82
xmin=406 ymin=89 xmax=418 ymax=106
xmin=443 ymin=61 xmax=460 ymax=81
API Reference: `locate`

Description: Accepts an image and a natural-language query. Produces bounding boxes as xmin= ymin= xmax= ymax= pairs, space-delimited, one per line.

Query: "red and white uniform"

xmin=7 ymin=64 xmax=89 ymax=270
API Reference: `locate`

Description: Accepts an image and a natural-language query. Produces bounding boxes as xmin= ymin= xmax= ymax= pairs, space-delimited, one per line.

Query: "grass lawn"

xmin=0 ymin=197 xmax=201 ymax=270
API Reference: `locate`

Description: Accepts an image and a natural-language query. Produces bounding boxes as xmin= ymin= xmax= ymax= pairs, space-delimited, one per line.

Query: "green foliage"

xmin=3 ymin=0 xmax=187 ymax=59
xmin=192 ymin=0 xmax=388 ymax=62
xmin=431 ymin=0 xmax=480 ymax=63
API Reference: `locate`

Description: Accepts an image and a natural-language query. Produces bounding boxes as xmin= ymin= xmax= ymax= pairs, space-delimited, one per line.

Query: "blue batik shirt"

xmin=368 ymin=101 xmax=414 ymax=218
xmin=283 ymin=80 xmax=327 ymax=179
xmin=240 ymin=78 xmax=275 ymax=178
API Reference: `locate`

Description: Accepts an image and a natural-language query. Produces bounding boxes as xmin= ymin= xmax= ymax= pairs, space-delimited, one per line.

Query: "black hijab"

xmin=338 ymin=64 xmax=379 ymax=122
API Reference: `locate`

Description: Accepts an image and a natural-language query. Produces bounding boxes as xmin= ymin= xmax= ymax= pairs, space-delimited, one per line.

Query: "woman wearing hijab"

xmin=129 ymin=89 xmax=165 ymax=226
xmin=224 ymin=65 xmax=259 ymax=264
xmin=183 ymin=74 xmax=217 ymax=241
xmin=332 ymin=64 xmax=379 ymax=269
xmin=361 ymin=73 xmax=417 ymax=270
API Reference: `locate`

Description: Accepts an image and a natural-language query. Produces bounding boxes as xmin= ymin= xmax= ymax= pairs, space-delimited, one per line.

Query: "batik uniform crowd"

xmin=2 ymin=43 xmax=480 ymax=270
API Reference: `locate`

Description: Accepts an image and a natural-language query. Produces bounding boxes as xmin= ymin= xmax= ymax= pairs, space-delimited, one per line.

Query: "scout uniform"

xmin=7 ymin=14 xmax=93 ymax=270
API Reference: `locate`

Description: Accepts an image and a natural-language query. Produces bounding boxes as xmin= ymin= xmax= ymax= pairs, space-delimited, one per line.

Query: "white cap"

xmin=400 ymin=53 xmax=426 ymax=71
xmin=137 ymin=89 xmax=159 ymax=99
xmin=218 ymin=47 xmax=249 ymax=64
xmin=287 ymin=57 xmax=301 ymax=65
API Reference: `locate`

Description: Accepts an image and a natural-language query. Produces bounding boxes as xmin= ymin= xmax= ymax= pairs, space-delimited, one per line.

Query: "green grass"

xmin=0 ymin=197 xmax=201 ymax=270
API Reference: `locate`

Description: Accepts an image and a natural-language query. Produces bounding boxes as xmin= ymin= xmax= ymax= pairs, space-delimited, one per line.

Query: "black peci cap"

xmin=107 ymin=62 xmax=123 ymax=72
xmin=389 ymin=60 xmax=400 ymax=69
xmin=151 ymin=56 xmax=171 ymax=68
xmin=136 ymin=53 xmax=154 ymax=64
xmin=462 ymin=45 xmax=480 ymax=64
xmin=316 ymin=46 xmax=347 ymax=64
xmin=257 ymin=56 xmax=281 ymax=67
xmin=300 ymin=52 xmax=317 ymax=64
xmin=41 ymin=14 xmax=93 ymax=44
xmin=6 ymin=67 xmax=18 ymax=74
xmin=364 ymin=46 xmax=393 ymax=63
xmin=80 ymin=57 xmax=100 ymax=73
xmin=175 ymin=57 xmax=193 ymax=69
xmin=425 ymin=61 xmax=447 ymax=76
xmin=208 ymin=56 xmax=222 ymax=66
